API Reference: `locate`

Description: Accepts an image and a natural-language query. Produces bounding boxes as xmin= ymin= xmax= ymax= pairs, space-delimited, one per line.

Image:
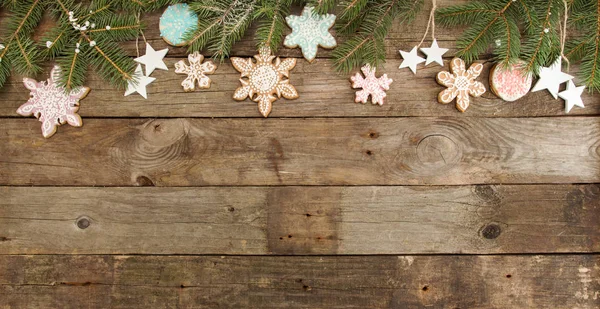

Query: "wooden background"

xmin=1 ymin=1 xmax=599 ymax=308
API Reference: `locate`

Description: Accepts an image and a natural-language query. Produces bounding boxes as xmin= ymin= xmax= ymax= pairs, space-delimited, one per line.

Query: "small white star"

xmin=399 ymin=46 xmax=425 ymax=74
xmin=134 ymin=43 xmax=169 ymax=76
xmin=124 ymin=64 xmax=156 ymax=99
xmin=531 ymin=57 xmax=573 ymax=99
xmin=558 ymin=80 xmax=585 ymax=113
xmin=420 ymin=39 xmax=448 ymax=66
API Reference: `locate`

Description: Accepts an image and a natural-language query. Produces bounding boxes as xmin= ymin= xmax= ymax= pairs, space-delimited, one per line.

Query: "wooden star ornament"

xmin=16 ymin=66 xmax=90 ymax=138
xmin=231 ymin=46 xmax=298 ymax=117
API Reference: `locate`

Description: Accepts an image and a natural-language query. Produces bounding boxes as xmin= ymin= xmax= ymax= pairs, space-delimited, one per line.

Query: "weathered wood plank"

xmin=1 ymin=255 xmax=598 ymax=308
xmin=1 ymin=185 xmax=598 ymax=254
xmin=1 ymin=59 xmax=598 ymax=118
xmin=2 ymin=117 xmax=600 ymax=186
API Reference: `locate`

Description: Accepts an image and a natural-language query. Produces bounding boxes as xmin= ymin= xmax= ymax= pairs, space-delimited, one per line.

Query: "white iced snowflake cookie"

xmin=231 ymin=46 xmax=298 ymax=117
xmin=175 ymin=51 xmax=216 ymax=92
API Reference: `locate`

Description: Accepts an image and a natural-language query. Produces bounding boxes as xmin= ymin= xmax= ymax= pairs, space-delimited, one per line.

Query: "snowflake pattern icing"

xmin=159 ymin=3 xmax=198 ymax=46
xmin=350 ymin=64 xmax=393 ymax=106
xmin=16 ymin=66 xmax=90 ymax=138
xmin=284 ymin=6 xmax=336 ymax=62
xmin=231 ymin=46 xmax=298 ymax=117
xmin=436 ymin=58 xmax=486 ymax=112
xmin=174 ymin=51 xmax=217 ymax=92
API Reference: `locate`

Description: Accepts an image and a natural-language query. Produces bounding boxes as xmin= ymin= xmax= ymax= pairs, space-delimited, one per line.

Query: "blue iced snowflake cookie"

xmin=159 ymin=3 xmax=198 ymax=46
xmin=284 ymin=6 xmax=336 ymax=62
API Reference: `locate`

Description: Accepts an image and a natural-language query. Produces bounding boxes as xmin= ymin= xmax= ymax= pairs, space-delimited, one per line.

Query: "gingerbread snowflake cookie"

xmin=231 ymin=46 xmax=298 ymax=117
xmin=436 ymin=58 xmax=486 ymax=112
xmin=350 ymin=64 xmax=393 ymax=105
xmin=284 ymin=6 xmax=336 ymax=62
xmin=489 ymin=60 xmax=532 ymax=102
xmin=16 ymin=66 xmax=90 ymax=138
xmin=175 ymin=51 xmax=217 ymax=92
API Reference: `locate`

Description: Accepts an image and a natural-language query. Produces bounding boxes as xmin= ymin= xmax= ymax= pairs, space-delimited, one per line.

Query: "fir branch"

xmin=310 ymin=0 xmax=336 ymax=14
xmin=438 ymin=0 xmax=518 ymax=64
xmin=0 ymin=0 xmax=44 ymax=86
xmin=185 ymin=0 xmax=258 ymax=61
xmin=522 ymin=0 xmax=561 ymax=75
xmin=338 ymin=0 xmax=369 ymax=21
xmin=255 ymin=0 xmax=292 ymax=51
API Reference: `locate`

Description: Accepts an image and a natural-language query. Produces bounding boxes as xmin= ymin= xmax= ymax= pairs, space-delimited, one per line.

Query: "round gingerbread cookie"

xmin=159 ymin=3 xmax=198 ymax=47
xmin=489 ymin=60 xmax=532 ymax=102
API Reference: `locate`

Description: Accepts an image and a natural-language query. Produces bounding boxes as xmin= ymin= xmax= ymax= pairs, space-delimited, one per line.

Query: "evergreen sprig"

xmin=185 ymin=0 xmax=259 ymax=61
xmin=40 ymin=0 xmax=142 ymax=90
xmin=437 ymin=0 xmax=600 ymax=92
xmin=566 ymin=0 xmax=600 ymax=91
xmin=0 ymin=0 xmax=45 ymax=88
xmin=255 ymin=0 xmax=293 ymax=51
xmin=332 ymin=0 xmax=423 ymax=73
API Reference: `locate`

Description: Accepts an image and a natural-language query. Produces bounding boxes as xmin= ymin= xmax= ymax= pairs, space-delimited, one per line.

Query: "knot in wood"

xmin=480 ymin=223 xmax=501 ymax=239
xmin=76 ymin=216 xmax=91 ymax=229
xmin=140 ymin=119 xmax=189 ymax=148
xmin=416 ymin=134 xmax=460 ymax=169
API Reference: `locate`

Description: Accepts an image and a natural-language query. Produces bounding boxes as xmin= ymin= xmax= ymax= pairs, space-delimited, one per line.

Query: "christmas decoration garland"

xmin=2 ymin=0 xmax=599 ymax=91
xmin=5 ymin=0 xmax=600 ymax=136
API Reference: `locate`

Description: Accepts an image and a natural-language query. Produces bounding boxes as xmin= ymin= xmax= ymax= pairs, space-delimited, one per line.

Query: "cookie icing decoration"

xmin=489 ymin=60 xmax=532 ymax=102
xmin=16 ymin=66 xmax=90 ymax=138
xmin=231 ymin=46 xmax=298 ymax=117
xmin=284 ymin=6 xmax=336 ymax=62
xmin=436 ymin=58 xmax=486 ymax=112
xmin=350 ymin=64 xmax=393 ymax=106
xmin=159 ymin=3 xmax=198 ymax=46
xmin=174 ymin=51 xmax=217 ymax=92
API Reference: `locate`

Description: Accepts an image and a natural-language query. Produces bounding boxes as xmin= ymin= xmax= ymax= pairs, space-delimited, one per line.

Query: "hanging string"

xmin=417 ymin=0 xmax=437 ymax=48
xmin=134 ymin=12 xmax=149 ymax=57
xmin=560 ymin=0 xmax=570 ymax=71
xmin=135 ymin=12 xmax=141 ymax=57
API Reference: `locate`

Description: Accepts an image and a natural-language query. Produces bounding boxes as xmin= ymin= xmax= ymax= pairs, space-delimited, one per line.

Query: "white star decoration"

xmin=134 ymin=43 xmax=169 ymax=76
xmin=558 ymin=80 xmax=585 ymax=113
xmin=399 ymin=46 xmax=425 ymax=74
xmin=420 ymin=39 xmax=448 ymax=66
xmin=124 ymin=64 xmax=156 ymax=99
xmin=531 ymin=57 xmax=573 ymax=99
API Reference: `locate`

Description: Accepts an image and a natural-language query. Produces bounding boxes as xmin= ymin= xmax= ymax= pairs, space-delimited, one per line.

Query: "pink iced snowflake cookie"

xmin=350 ymin=64 xmax=393 ymax=105
xmin=489 ymin=60 xmax=532 ymax=102
xmin=16 ymin=66 xmax=90 ymax=138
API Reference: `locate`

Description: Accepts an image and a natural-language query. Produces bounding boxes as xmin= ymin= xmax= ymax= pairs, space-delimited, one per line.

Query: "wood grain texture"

xmin=1 ymin=185 xmax=598 ymax=254
xmin=1 ymin=255 xmax=599 ymax=308
xmin=2 ymin=117 xmax=600 ymax=186
xmin=1 ymin=59 xmax=598 ymax=118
